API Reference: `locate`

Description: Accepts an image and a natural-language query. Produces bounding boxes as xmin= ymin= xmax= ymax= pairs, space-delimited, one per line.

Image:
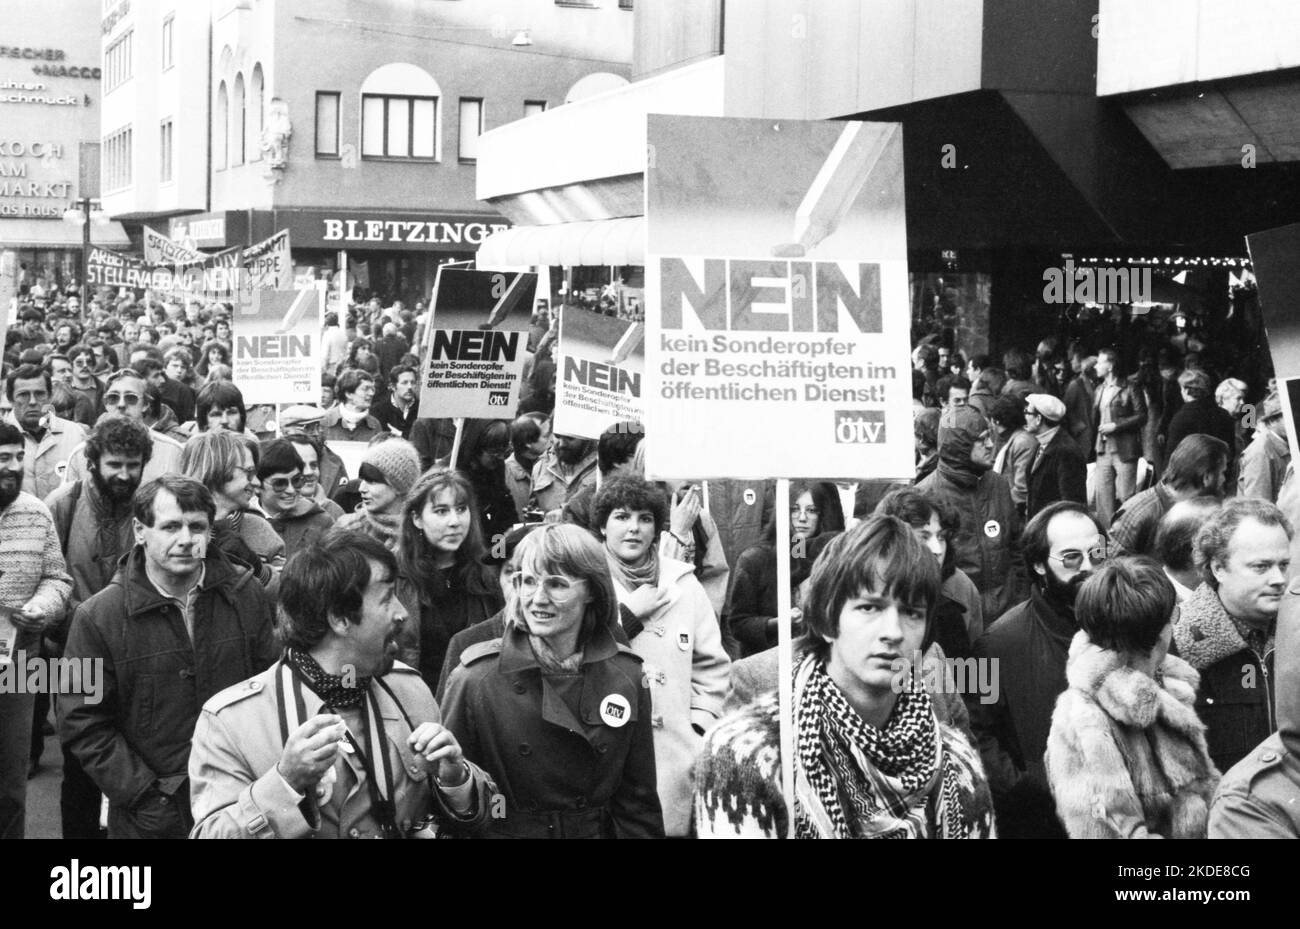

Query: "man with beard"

xmin=968 ymin=500 xmax=1106 ymax=838
xmin=0 ymin=421 xmax=72 ymax=838
xmin=530 ymin=432 xmax=598 ymax=518
xmin=63 ymin=371 xmax=184 ymax=486
xmin=370 ymin=364 xmax=419 ymax=439
xmin=1174 ymin=498 xmax=1291 ymax=774
xmin=6 ymin=363 xmax=87 ymax=501
xmin=59 ymin=475 xmax=278 ymax=838
xmin=1108 ymin=434 xmax=1229 ymax=558
xmin=44 ymin=415 xmax=153 ymax=838
xmin=504 ymin=413 xmax=550 ymax=517
xmin=188 ymin=531 xmax=496 ymax=838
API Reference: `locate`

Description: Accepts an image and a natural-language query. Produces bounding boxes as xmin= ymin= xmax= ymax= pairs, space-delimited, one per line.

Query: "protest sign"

xmin=231 ymin=287 xmax=323 ymax=404
xmin=644 ymin=115 xmax=913 ymax=482
xmin=418 ymin=267 xmax=536 ymax=419
xmin=554 ymin=306 xmax=644 ymax=439
xmin=243 ymin=230 xmax=293 ymax=290
xmin=143 ymin=227 xmax=205 ymax=267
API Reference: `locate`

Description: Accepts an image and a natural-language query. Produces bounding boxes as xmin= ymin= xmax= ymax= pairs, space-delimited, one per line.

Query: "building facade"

xmin=100 ymin=0 xmax=634 ymax=308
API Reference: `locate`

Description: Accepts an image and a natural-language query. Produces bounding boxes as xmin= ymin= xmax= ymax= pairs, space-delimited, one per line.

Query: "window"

xmin=232 ymin=73 xmax=245 ymax=166
xmin=215 ymin=81 xmax=228 ymax=169
xmin=458 ymin=98 xmax=482 ymax=162
xmin=161 ymin=15 xmax=174 ymax=70
xmin=159 ymin=119 xmax=173 ymax=183
xmin=361 ymin=94 xmax=437 ymax=159
xmin=103 ymin=126 xmax=133 ymax=191
xmin=104 ymin=30 xmax=133 ymax=91
xmin=249 ymin=64 xmax=264 ymax=161
xmin=524 ymin=100 xmax=547 ymax=118
xmin=315 ymin=91 xmax=340 ymax=157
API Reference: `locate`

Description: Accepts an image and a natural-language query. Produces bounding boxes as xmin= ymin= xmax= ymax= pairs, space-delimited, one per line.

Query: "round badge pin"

xmin=743 ymin=489 xmax=756 ymax=506
xmin=983 ymin=520 xmax=1001 ymax=539
xmin=599 ymin=694 xmax=631 ymax=728
xmin=677 ymin=631 xmax=691 ymax=652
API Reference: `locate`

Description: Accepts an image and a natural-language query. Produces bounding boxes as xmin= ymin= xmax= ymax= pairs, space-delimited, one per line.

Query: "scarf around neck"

xmin=793 ymin=653 xmax=977 ymax=840
xmin=528 ymin=633 xmax=584 ymax=675
xmin=605 ymin=545 xmax=660 ymax=593
xmin=287 ymin=646 xmax=372 ymax=709
xmin=359 ymin=504 xmax=404 ymax=544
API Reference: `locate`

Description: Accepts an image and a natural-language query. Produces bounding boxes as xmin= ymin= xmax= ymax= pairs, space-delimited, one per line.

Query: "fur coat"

xmin=1046 ymin=631 xmax=1220 ymax=838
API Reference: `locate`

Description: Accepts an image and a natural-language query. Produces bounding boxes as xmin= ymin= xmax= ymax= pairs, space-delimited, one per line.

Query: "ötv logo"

xmin=834 ymin=410 xmax=886 ymax=444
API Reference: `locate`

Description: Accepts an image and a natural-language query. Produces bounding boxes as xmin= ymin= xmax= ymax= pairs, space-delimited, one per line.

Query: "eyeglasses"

xmin=1048 ymin=546 xmax=1109 ymax=570
xmin=790 ymin=505 xmax=821 ymax=519
xmin=267 ymin=474 xmax=305 ymax=493
xmin=513 ymin=573 xmax=585 ymax=602
xmin=103 ymin=392 xmax=142 ymax=407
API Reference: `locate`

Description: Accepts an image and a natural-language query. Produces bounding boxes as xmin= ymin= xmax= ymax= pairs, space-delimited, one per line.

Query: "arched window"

xmin=249 ymin=64 xmax=264 ymax=162
xmin=232 ymin=73 xmax=246 ymax=166
xmin=564 ymin=72 xmax=629 ymax=104
xmin=216 ymin=80 xmax=229 ymax=170
xmin=359 ymin=63 xmax=441 ymax=160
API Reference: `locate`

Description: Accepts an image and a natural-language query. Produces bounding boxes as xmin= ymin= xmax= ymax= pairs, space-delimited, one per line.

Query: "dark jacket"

xmin=396 ymin=568 xmax=505 ymax=695
xmin=264 ymin=497 xmax=336 ymax=557
xmin=1061 ymin=374 xmax=1095 ymax=464
xmin=968 ymin=588 xmax=1076 ymax=838
xmin=59 ymin=546 xmax=278 ymax=837
xmin=157 ymin=377 xmax=196 ymax=425
xmin=370 ymin=391 xmax=419 ymax=439
xmin=722 ymin=542 xmax=814 ymax=658
xmin=1165 ymin=397 xmax=1238 ymax=483
xmin=1025 ymin=429 xmax=1087 ymax=519
xmin=1172 ymin=583 xmax=1276 ymax=775
xmin=1092 ymin=376 xmax=1148 ymax=462
xmin=410 ymin=417 xmax=457 ymax=472
xmin=441 ymin=621 xmax=665 ymax=838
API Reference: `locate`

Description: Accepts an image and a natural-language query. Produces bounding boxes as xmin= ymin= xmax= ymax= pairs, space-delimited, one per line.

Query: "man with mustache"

xmin=6 ymin=363 xmax=87 ymax=502
xmin=44 ymin=415 xmax=154 ymax=838
xmin=59 ymin=475 xmax=278 ymax=838
xmin=968 ymin=500 xmax=1107 ymax=838
xmin=189 ymin=531 xmax=496 ymax=838
xmin=1173 ymin=498 xmax=1291 ymax=774
xmin=530 ymin=433 xmax=597 ymax=518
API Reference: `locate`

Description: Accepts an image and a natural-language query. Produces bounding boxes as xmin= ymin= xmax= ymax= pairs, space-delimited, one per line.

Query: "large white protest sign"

xmin=232 ymin=287 xmax=323 ymax=405
xmin=554 ymin=307 xmax=644 ymax=439
xmin=418 ymin=267 xmax=536 ymax=419
xmin=645 ymin=115 xmax=913 ymax=481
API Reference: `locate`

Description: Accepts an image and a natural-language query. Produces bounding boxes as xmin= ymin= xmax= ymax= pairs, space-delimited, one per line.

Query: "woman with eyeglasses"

xmin=595 ymin=476 xmax=729 ymax=837
xmin=723 ymin=480 xmax=845 ymax=658
xmin=450 ymin=419 xmax=519 ymax=544
xmin=256 ymin=438 xmax=336 ymax=558
xmin=440 ymin=522 xmax=665 ymax=838
xmin=180 ymin=430 xmax=284 ymax=587
xmin=394 ymin=468 xmax=504 ymax=694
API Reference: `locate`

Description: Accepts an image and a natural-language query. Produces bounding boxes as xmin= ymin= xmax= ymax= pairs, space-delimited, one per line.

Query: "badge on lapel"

xmin=599 ymin=694 xmax=631 ymax=728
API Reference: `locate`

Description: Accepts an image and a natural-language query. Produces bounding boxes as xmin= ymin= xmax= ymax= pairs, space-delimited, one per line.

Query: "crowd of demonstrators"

xmin=5 ymin=285 xmax=1300 ymax=841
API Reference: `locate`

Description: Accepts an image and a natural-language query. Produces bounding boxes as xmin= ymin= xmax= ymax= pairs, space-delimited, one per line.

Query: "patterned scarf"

xmin=605 ymin=545 xmax=660 ymax=594
xmin=286 ymin=646 xmax=372 ymax=709
xmin=793 ymin=653 xmax=976 ymax=839
xmin=528 ymin=634 xmax=584 ymax=675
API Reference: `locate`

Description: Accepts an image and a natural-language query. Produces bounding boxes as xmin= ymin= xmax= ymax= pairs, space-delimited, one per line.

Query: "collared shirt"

xmin=142 ymin=559 xmax=206 ymax=643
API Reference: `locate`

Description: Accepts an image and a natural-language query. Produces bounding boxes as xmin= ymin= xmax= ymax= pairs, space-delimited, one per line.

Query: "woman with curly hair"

xmin=336 ymin=336 xmax=379 ymax=377
xmin=194 ymin=339 xmax=230 ymax=382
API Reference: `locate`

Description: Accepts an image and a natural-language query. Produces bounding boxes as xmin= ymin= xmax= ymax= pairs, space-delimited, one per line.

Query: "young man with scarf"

xmin=1173 ymin=498 xmax=1291 ymax=774
xmin=968 ymin=500 xmax=1106 ymax=838
xmin=189 ymin=531 xmax=495 ymax=839
xmin=916 ymin=404 xmax=1025 ymax=622
xmin=693 ymin=515 xmax=994 ymax=839
xmin=321 ymin=370 xmax=384 ymax=444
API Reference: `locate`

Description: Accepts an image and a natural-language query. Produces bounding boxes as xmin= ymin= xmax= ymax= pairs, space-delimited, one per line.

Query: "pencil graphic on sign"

xmin=274 ymin=288 xmax=317 ymax=334
xmin=772 ymin=122 xmax=895 ymax=258
xmin=478 ymin=274 xmax=533 ymax=330
xmin=606 ymin=322 xmax=644 ymax=367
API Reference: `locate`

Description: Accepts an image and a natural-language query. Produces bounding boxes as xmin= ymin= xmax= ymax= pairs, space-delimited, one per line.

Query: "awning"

xmin=477 ymin=216 xmax=644 ymax=268
xmin=0 ymin=218 xmax=132 ymax=249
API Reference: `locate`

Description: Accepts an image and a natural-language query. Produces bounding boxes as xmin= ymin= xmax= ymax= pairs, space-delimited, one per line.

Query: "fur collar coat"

xmin=1045 ymin=631 xmax=1220 ymax=838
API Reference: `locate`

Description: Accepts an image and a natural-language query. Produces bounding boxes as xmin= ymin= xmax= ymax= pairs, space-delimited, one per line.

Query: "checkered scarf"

xmin=793 ymin=653 xmax=975 ymax=839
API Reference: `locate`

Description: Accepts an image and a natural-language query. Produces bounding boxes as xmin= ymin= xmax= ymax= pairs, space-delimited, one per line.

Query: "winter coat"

xmin=916 ymin=467 xmax=1025 ymax=622
xmin=320 ymin=406 xmax=385 ymax=444
xmin=189 ymin=659 xmax=496 ymax=839
xmin=723 ymin=542 xmax=814 ymax=658
xmin=1026 ymin=429 xmax=1087 ymax=519
xmin=1210 ymin=572 xmax=1300 ymax=838
xmin=21 ymin=415 xmax=85 ymax=502
xmin=611 ymin=556 xmax=731 ymax=836
xmin=64 ymin=428 xmax=184 ymax=488
xmin=264 ymin=496 xmax=336 ymax=557
xmin=0 ymin=491 xmax=71 ymax=657
xmin=1046 ymin=631 xmax=1219 ymax=838
xmin=396 ymin=568 xmax=504 ymax=695
xmin=1172 ymin=583 xmax=1276 ymax=775
xmin=1166 ymin=397 xmax=1238 ymax=471
xmin=1238 ymin=428 xmax=1289 ymax=502
xmin=1063 ymin=374 xmax=1096 ymax=455
xmin=441 ymin=620 xmax=665 ymax=838
xmin=59 ymin=546 xmax=278 ymax=836
xmin=44 ymin=478 xmax=134 ymax=634
xmin=968 ymin=588 xmax=1076 ymax=838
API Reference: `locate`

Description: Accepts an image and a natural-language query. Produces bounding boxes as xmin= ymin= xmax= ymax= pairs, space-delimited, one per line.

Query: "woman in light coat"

xmin=1046 ymin=556 xmax=1219 ymax=838
xmin=595 ymin=476 xmax=731 ymax=836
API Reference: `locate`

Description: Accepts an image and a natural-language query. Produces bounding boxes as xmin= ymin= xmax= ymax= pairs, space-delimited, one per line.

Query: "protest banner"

xmin=417 ymin=267 xmax=537 ymax=419
xmin=142 ymin=227 xmax=205 ymax=267
xmin=645 ymin=114 xmax=913 ymax=836
xmin=1247 ymin=220 xmax=1300 ymax=461
xmin=231 ymin=286 xmax=323 ymax=405
xmin=645 ymin=114 xmax=914 ymax=482
xmin=87 ymin=246 xmax=184 ymax=291
xmin=243 ymin=229 xmax=294 ymax=291
xmin=554 ymin=306 xmax=645 ymax=439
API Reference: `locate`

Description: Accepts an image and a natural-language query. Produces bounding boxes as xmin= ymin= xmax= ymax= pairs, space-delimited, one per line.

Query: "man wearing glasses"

xmin=969 ymin=500 xmax=1107 ymax=838
xmin=63 ymin=370 xmax=184 ymax=487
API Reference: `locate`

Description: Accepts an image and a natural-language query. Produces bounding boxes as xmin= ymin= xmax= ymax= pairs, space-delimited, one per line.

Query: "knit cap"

xmin=360 ymin=438 xmax=421 ymax=497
